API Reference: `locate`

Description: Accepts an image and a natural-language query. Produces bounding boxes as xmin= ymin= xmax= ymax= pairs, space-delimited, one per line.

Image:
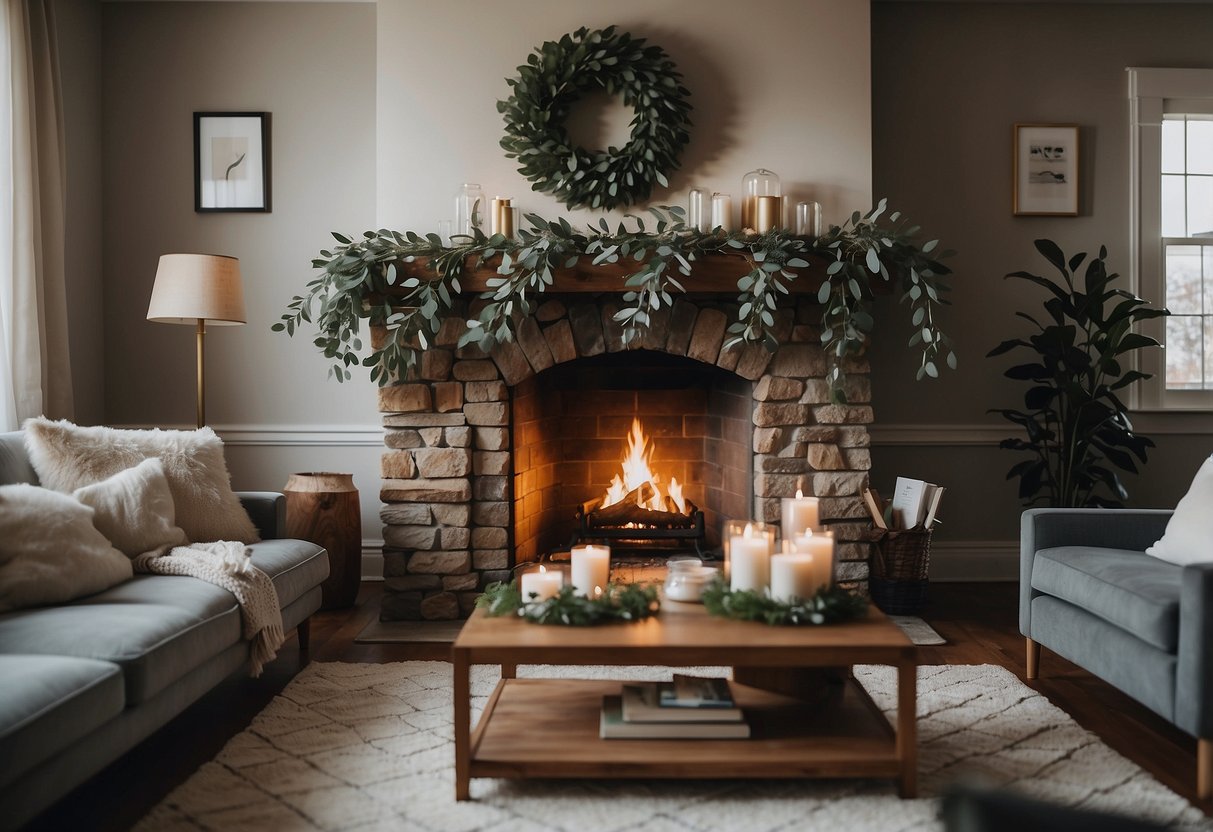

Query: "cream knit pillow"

xmin=0 ymin=484 xmax=133 ymax=612
xmin=73 ymin=458 xmax=188 ymax=557
xmin=24 ymin=418 xmax=259 ymax=544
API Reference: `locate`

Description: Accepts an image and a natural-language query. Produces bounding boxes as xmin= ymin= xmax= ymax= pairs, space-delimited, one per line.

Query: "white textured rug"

xmin=137 ymin=663 xmax=1211 ymax=832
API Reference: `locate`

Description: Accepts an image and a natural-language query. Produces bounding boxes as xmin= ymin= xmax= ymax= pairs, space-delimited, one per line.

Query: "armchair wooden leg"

xmin=297 ymin=618 xmax=311 ymax=654
xmin=1025 ymin=637 xmax=1040 ymax=680
xmin=1199 ymin=738 xmax=1211 ymax=801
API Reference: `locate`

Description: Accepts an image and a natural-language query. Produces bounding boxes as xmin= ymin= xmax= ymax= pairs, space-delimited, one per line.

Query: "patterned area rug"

xmin=137 ymin=663 xmax=1211 ymax=832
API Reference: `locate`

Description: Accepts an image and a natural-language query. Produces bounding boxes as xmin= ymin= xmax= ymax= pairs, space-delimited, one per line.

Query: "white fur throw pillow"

xmin=0 ymin=484 xmax=133 ymax=612
xmin=73 ymin=458 xmax=188 ymax=557
xmin=1146 ymin=455 xmax=1213 ymax=566
xmin=23 ymin=418 xmax=258 ymax=544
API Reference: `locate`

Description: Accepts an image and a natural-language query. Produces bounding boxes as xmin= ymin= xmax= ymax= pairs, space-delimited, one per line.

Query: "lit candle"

xmin=710 ymin=192 xmax=733 ymax=232
xmin=781 ymin=489 xmax=820 ymax=539
xmin=519 ymin=565 xmax=563 ymax=603
xmin=571 ymin=544 xmax=611 ymax=596
xmin=770 ymin=552 xmax=817 ymax=603
xmin=729 ymin=522 xmax=772 ymax=592
xmin=789 ymin=529 xmax=835 ymax=592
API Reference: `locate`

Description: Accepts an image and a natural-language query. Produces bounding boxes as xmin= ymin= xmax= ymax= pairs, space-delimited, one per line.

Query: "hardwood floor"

xmin=27 ymin=582 xmax=1211 ymax=831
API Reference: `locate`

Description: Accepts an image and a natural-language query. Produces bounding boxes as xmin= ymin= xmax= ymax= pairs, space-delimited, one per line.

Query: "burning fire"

xmin=602 ymin=418 xmax=687 ymax=514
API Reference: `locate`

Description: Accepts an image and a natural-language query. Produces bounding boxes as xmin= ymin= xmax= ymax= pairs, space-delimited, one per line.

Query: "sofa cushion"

xmin=249 ymin=538 xmax=328 ymax=609
xmin=0 ymin=654 xmax=124 ymax=789
xmin=73 ymin=458 xmax=187 ymax=557
xmin=1032 ymin=546 xmax=1182 ymax=652
xmin=0 ymin=431 xmax=37 ymax=487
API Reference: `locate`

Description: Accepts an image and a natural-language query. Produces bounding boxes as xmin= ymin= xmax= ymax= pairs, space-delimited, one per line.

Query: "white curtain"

xmin=0 ymin=0 xmax=71 ymax=432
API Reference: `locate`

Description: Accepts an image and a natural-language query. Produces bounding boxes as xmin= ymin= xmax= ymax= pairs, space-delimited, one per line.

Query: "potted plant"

xmin=988 ymin=239 xmax=1168 ymax=507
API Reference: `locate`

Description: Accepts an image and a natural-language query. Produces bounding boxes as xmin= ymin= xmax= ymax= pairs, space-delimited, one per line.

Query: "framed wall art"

xmin=194 ymin=112 xmax=271 ymax=212
xmin=1013 ymin=123 xmax=1078 ymax=216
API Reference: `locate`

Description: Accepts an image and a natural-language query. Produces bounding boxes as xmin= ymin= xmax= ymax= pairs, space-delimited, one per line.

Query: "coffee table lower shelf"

xmin=467 ymin=677 xmax=902 ymax=785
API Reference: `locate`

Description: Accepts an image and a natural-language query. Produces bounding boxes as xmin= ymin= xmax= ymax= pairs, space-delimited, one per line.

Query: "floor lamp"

xmin=146 ymin=254 xmax=247 ymax=428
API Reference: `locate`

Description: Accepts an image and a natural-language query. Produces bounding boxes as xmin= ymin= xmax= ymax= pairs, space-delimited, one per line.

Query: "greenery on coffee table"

xmin=274 ymin=200 xmax=955 ymax=403
xmin=702 ymin=579 xmax=868 ymax=626
xmin=476 ymin=579 xmax=660 ymax=626
xmin=988 ymin=239 xmax=1167 ymax=507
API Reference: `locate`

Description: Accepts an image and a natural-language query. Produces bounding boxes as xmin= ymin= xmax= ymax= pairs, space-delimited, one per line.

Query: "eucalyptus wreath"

xmin=701 ymin=579 xmax=868 ymax=626
xmin=273 ymin=199 xmax=956 ymax=402
xmin=475 ymin=580 xmax=661 ymax=626
xmin=498 ymin=25 xmax=692 ymax=211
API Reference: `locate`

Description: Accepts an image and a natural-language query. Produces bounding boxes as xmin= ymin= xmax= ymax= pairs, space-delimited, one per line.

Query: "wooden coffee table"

xmin=452 ymin=598 xmax=917 ymax=800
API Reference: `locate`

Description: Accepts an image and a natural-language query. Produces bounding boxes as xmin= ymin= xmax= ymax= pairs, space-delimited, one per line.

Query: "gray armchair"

xmin=1019 ymin=508 xmax=1211 ymax=800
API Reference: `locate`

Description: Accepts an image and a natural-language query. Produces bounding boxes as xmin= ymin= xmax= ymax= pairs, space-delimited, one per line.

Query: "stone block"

xmin=457 ymin=591 xmax=481 ymax=616
xmin=431 ymin=504 xmax=471 ymax=526
xmin=408 ymin=550 xmax=471 ymax=574
xmin=843 ymin=448 xmax=872 ymax=470
xmin=370 ymin=324 xmax=389 ymax=350
xmin=600 ymin=300 xmax=626 ymax=352
xmin=753 ymin=427 xmax=786 ymax=454
xmin=753 ymin=403 xmax=811 ymax=428
xmin=640 ymin=301 xmax=673 ymax=351
xmin=380 ymin=478 xmax=471 ymax=503
xmin=807 ymin=444 xmax=846 ymax=470
xmin=835 ymin=561 xmax=869 ymax=582
xmin=420 ymin=348 xmax=453 ymax=381
xmin=836 ymin=427 xmax=871 ymax=448
xmin=770 ymin=345 xmax=828 ymax=378
xmin=420 ymin=591 xmax=460 ymax=620
xmin=754 ymin=376 xmax=805 ymax=402
xmin=792 ymin=426 xmax=840 ymax=443
xmin=419 ymin=427 xmax=443 ymax=446
xmin=569 ymin=303 xmax=606 ymax=357
xmin=481 ymin=570 xmax=512 ymax=587
xmin=734 ymin=343 xmax=773 ymax=380
xmin=414 ymin=447 xmax=472 ymax=478
xmin=382 ymin=550 xmax=411 ymax=577
xmin=790 ymin=324 xmax=818 ymax=343
xmin=757 ymin=455 xmax=814 ymax=474
xmin=472 ymin=549 xmax=510 ymax=570
xmin=842 ymin=375 xmax=872 ymax=404
xmin=444 ymin=426 xmax=470 ymax=447
xmin=776 ymin=440 xmax=807 ymax=459
xmin=382 ymin=413 xmax=465 ymax=428
xmin=799 ymin=379 xmax=832 ymax=404
xmin=377 ymin=384 xmax=431 ymax=413
xmin=543 ymin=319 xmax=577 ymax=364
xmin=433 ymin=381 xmax=464 ymax=413
xmin=442 ymin=573 xmax=479 ymax=592
xmin=754 ymin=473 xmax=805 ymax=498
xmin=813 ymin=404 xmax=874 ymax=425
xmin=836 ymin=542 xmax=870 ymax=561
xmin=471 ymin=526 xmax=508 ymax=549
xmin=384 ymin=428 xmax=423 ymax=449
xmin=490 ymin=339 xmax=534 ymax=386
xmin=811 ymin=471 xmax=867 ymax=497
xmin=465 ymin=402 xmax=508 ymax=426
xmin=665 ymin=300 xmax=698 ymax=356
xmin=379 ymin=591 xmax=422 ymax=621
xmin=439 ymin=526 xmax=471 ymax=549
xmin=757 ymin=497 xmax=781 ymax=523
xmin=384 ymin=574 xmax=441 ymax=592
xmin=380 ymin=504 xmax=431 ymax=526
xmin=474 ymin=451 xmax=510 ymax=477
xmin=473 ymin=475 xmax=509 ymax=501
xmin=475 ymin=427 xmax=509 ymax=451
xmin=516 ymin=316 xmax=555 ymax=374
xmin=472 ymin=500 xmax=509 ymax=527
xmin=465 ymin=381 xmax=507 ymax=403
xmin=436 ymin=316 xmax=466 ymax=348
xmin=453 ymin=359 xmax=500 ymax=381
xmin=380 ymin=450 xmax=417 ymax=479
xmin=819 ymin=497 xmax=869 ymax=520
xmin=687 ymin=308 xmax=727 ymax=364
xmin=383 ymin=524 xmax=438 ymax=550
xmin=536 ymin=299 xmax=567 ymax=322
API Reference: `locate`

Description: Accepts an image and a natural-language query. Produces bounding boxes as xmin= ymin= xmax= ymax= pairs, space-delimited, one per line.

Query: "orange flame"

xmin=601 ymin=417 xmax=689 ymax=515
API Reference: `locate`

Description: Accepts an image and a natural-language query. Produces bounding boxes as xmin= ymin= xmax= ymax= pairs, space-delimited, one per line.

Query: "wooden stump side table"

xmin=284 ymin=472 xmax=362 ymax=609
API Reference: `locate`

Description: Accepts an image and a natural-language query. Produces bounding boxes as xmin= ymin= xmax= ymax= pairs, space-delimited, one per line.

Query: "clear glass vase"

xmin=740 ymin=168 xmax=780 ymax=231
xmin=454 ymin=183 xmax=485 ymax=239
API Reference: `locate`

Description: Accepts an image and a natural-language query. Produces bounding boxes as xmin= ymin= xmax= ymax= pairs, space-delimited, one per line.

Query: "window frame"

xmin=1128 ymin=67 xmax=1213 ymax=411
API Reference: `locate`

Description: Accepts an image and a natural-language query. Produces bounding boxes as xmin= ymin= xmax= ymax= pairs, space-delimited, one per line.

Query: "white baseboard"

xmin=929 ymin=540 xmax=1018 ymax=582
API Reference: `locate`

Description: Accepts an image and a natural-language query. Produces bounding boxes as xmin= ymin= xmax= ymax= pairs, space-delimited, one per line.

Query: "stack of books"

xmin=863 ymin=476 xmax=945 ymax=531
xmin=599 ymin=674 xmax=750 ymax=739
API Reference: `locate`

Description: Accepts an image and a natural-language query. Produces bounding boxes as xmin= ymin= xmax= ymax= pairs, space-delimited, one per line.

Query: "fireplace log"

xmin=588 ymin=504 xmax=694 ymax=529
xmin=590 ymin=483 xmax=658 ymax=525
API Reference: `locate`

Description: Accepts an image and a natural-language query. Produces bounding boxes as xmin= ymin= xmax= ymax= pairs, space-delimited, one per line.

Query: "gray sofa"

xmin=0 ymin=431 xmax=329 ymax=831
xmin=1019 ymin=508 xmax=1211 ymax=800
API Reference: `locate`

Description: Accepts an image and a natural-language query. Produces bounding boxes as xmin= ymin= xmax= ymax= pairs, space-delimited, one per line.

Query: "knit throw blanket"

xmin=133 ymin=542 xmax=284 ymax=677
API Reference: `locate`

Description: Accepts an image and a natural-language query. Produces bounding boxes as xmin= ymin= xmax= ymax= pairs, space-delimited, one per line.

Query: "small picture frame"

xmin=1013 ymin=124 xmax=1079 ymax=216
xmin=194 ymin=112 xmax=271 ymax=212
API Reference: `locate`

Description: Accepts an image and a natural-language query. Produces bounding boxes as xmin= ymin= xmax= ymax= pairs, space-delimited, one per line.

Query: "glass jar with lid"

xmin=740 ymin=168 xmax=781 ymax=231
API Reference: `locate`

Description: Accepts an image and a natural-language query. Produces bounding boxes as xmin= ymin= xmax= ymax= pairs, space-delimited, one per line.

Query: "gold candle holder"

xmin=491 ymin=197 xmax=515 ymax=238
xmin=755 ymin=195 xmax=783 ymax=234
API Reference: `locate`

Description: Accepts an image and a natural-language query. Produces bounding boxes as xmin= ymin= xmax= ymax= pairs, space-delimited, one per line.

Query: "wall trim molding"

xmin=109 ymin=423 xmax=385 ymax=447
xmin=929 ymin=539 xmax=1018 ymax=582
xmin=871 ymin=417 xmax=1211 ymax=446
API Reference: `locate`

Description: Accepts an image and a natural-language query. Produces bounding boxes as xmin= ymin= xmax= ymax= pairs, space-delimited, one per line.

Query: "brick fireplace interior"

xmin=512 ymin=351 xmax=753 ymax=563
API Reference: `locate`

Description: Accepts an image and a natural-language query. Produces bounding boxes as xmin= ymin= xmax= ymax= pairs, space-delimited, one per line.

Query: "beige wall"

xmin=376 ymin=0 xmax=872 ymax=231
xmin=870 ymin=2 xmax=1213 ymax=577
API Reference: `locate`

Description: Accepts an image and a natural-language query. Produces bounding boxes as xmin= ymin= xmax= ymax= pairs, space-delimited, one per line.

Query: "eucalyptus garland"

xmin=498 ymin=25 xmax=692 ymax=211
xmin=273 ymin=200 xmax=956 ymax=402
xmin=701 ymin=579 xmax=868 ymax=626
xmin=476 ymin=580 xmax=661 ymax=626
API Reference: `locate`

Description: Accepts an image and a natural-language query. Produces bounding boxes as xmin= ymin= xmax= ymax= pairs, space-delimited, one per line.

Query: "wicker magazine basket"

xmin=869 ymin=528 xmax=933 ymax=614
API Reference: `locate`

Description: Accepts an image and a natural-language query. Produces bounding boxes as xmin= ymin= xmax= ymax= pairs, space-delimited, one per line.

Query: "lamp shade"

xmin=147 ymin=253 xmax=246 ymax=326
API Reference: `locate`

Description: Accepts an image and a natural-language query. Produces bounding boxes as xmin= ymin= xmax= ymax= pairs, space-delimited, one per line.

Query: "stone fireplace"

xmin=377 ymin=294 xmax=874 ymax=621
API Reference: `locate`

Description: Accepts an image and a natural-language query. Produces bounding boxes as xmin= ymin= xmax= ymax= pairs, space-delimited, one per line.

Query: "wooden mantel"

xmin=392 ymin=251 xmax=825 ymax=294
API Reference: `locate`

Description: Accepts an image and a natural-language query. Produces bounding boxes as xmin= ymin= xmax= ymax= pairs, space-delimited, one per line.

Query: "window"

xmin=1129 ymin=68 xmax=1213 ymax=410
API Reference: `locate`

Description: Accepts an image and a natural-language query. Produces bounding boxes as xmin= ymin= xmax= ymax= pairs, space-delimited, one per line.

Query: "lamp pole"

xmin=196 ymin=318 xmax=206 ymax=429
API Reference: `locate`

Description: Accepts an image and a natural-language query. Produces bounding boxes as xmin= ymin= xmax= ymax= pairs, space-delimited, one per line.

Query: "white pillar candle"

xmin=519 ymin=565 xmax=563 ymax=603
xmin=770 ymin=552 xmax=817 ymax=603
xmin=571 ymin=544 xmax=611 ymax=596
xmin=781 ymin=490 xmax=820 ymax=539
xmin=729 ymin=523 xmax=772 ymax=592
xmin=790 ymin=530 xmax=835 ymax=592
